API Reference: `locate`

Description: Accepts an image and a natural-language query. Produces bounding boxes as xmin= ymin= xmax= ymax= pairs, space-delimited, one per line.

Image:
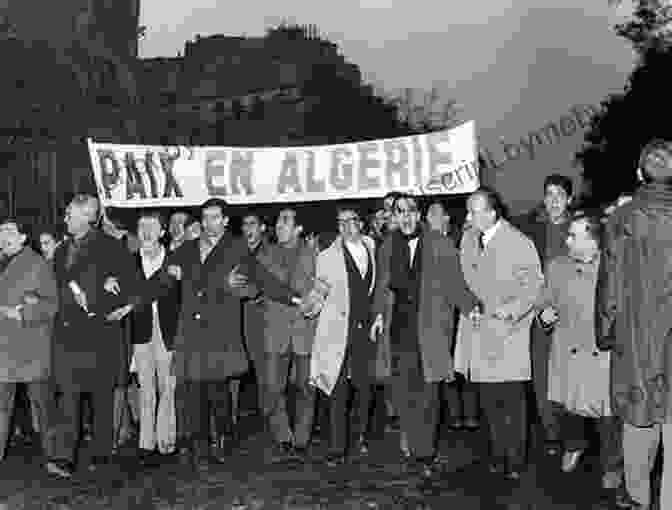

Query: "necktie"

xmin=478 ymin=233 xmax=485 ymax=252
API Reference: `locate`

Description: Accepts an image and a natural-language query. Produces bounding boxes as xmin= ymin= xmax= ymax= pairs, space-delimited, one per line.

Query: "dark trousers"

xmin=559 ymin=412 xmax=624 ymax=474
xmin=530 ymin=323 xmax=558 ymax=439
xmin=391 ymin=350 xmax=440 ymax=459
xmin=262 ymin=352 xmax=314 ymax=448
xmin=0 ymin=381 xmax=53 ymax=459
xmin=444 ymin=373 xmax=479 ymax=421
xmin=329 ymin=370 xmax=374 ymax=453
xmin=55 ymin=384 xmax=115 ymax=462
xmin=184 ymin=380 xmax=231 ymax=444
xmin=479 ymin=381 xmax=528 ymax=469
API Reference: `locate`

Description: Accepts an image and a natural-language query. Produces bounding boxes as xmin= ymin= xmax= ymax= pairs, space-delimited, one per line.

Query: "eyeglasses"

xmin=394 ymin=208 xmax=418 ymax=216
xmin=337 ymin=218 xmax=360 ymax=227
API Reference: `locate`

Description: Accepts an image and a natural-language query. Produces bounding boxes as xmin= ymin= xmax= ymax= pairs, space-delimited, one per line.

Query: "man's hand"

xmin=104 ymin=277 xmax=121 ymax=296
xmin=370 ymin=314 xmax=384 ymax=342
xmin=468 ymin=305 xmax=483 ymax=329
xmin=228 ymin=265 xmax=248 ymax=289
xmin=0 ymin=305 xmax=22 ymax=321
xmin=539 ymin=306 xmax=559 ymax=326
xmin=106 ymin=304 xmax=134 ymax=321
xmin=167 ymin=265 xmax=182 ymax=281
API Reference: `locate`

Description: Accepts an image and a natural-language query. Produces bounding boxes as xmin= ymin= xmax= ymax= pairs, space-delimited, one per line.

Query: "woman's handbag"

xmin=564 ymin=349 xmax=611 ymax=418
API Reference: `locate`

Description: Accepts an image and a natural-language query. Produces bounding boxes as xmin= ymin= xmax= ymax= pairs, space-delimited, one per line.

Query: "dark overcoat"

xmin=51 ymin=229 xmax=140 ymax=389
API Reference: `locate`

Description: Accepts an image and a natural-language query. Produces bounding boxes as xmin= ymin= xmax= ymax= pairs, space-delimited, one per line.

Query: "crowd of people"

xmin=2 ymin=139 xmax=672 ymax=510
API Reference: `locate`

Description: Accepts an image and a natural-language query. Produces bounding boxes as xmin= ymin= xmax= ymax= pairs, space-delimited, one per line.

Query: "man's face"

xmin=394 ymin=197 xmax=420 ymax=236
xmin=186 ymin=221 xmax=202 ymax=241
xmin=566 ymin=218 xmax=596 ymax=258
xmin=64 ymin=202 xmax=91 ymax=236
xmin=466 ymin=194 xmax=495 ymax=233
xmin=337 ymin=210 xmax=362 ymax=243
xmin=169 ymin=213 xmax=188 ymax=240
xmin=426 ymin=203 xmax=450 ymax=233
xmin=0 ymin=222 xmax=26 ymax=257
xmin=201 ymin=206 xmax=227 ymax=239
xmin=242 ymin=215 xmax=265 ymax=247
xmin=544 ymin=184 xmax=571 ymax=221
xmin=39 ymin=233 xmax=58 ymax=260
xmin=276 ymin=210 xmax=299 ymax=245
xmin=137 ymin=216 xmax=164 ymax=249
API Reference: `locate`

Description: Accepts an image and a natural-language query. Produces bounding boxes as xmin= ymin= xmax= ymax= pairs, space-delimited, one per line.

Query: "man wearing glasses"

xmin=370 ymin=193 xmax=481 ymax=476
xmin=309 ymin=205 xmax=377 ymax=465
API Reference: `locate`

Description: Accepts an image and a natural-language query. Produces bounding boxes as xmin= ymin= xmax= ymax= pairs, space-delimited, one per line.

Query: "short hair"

xmin=543 ymin=174 xmax=573 ymax=197
xmin=185 ymin=215 xmax=200 ymax=228
xmin=200 ymin=198 xmax=228 ymax=215
xmin=277 ymin=207 xmax=300 ymax=226
xmin=392 ymin=193 xmax=419 ymax=212
xmin=36 ymin=224 xmax=63 ymax=242
xmin=242 ymin=211 xmax=266 ymax=225
xmin=137 ymin=210 xmax=166 ymax=230
xmin=0 ymin=217 xmax=30 ymax=238
xmin=639 ymin=138 xmax=672 ymax=183
xmin=571 ymin=213 xmax=605 ymax=249
xmin=170 ymin=210 xmax=191 ymax=223
xmin=425 ymin=199 xmax=447 ymax=217
xmin=70 ymin=194 xmax=100 ymax=224
xmin=335 ymin=203 xmax=361 ymax=220
xmin=470 ymin=186 xmax=507 ymax=221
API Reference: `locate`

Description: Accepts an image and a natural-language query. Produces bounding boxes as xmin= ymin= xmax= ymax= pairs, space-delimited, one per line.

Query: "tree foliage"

xmin=577 ymin=0 xmax=672 ymax=206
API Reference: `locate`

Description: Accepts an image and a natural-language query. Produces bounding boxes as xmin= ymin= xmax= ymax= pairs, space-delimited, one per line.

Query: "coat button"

xmin=63 ymin=321 xmax=69 ymax=327
xmin=341 ymin=311 xmax=346 ymax=317
xmin=570 ymin=348 xmax=577 ymax=355
xmin=593 ymin=351 xmax=599 ymax=357
xmin=194 ymin=313 xmax=201 ymax=320
xmin=197 ymin=291 xmax=204 ymax=298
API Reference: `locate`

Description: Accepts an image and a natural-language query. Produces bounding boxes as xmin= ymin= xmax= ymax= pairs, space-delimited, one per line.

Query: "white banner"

xmin=88 ymin=121 xmax=478 ymax=207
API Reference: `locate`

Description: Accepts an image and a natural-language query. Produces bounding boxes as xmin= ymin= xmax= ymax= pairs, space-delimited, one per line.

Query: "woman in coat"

xmin=537 ymin=214 xmax=622 ymax=490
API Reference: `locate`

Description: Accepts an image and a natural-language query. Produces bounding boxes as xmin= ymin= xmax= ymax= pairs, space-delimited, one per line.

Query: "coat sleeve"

xmin=372 ymin=236 xmax=393 ymax=319
xmin=21 ymin=259 xmax=58 ymax=326
xmin=595 ymin=217 xmax=619 ymax=351
xmin=442 ymin=239 xmax=480 ymax=314
xmin=498 ymin=234 xmax=544 ymax=321
xmin=237 ymin=243 xmax=297 ymax=305
xmin=291 ymin=245 xmax=316 ymax=297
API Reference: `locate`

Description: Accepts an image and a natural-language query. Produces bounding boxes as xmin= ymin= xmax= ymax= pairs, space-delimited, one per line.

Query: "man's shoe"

xmin=614 ymin=493 xmax=649 ymax=510
xmin=269 ymin=441 xmax=295 ymax=463
xmin=88 ymin=455 xmax=111 ymax=472
xmin=138 ymin=449 xmax=160 ymax=468
xmin=352 ymin=435 xmax=369 ymax=456
xmin=463 ymin=417 xmax=480 ymax=431
xmin=561 ymin=450 xmax=584 ymax=473
xmin=46 ymin=459 xmax=74 ymax=479
xmin=293 ymin=445 xmax=310 ymax=463
xmin=602 ymin=470 xmax=623 ymax=490
xmin=325 ymin=451 xmax=347 ymax=467
xmin=447 ymin=418 xmax=464 ymax=430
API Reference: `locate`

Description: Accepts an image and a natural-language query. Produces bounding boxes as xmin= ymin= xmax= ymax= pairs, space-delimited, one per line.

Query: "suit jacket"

xmin=0 ymin=247 xmax=58 ymax=382
xmin=52 ymin=229 xmax=140 ymax=387
xmin=310 ymin=235 xmax=376 ymax=395
xmin=130 ymin=250 xmax=180 ymax=349
xmin=373 ymin=229 xmax=479 ymax=383
xmin=513 ymin=206 xmax=570 ymax=269
xmin=455 ymin=220 xmax=543 ymax=382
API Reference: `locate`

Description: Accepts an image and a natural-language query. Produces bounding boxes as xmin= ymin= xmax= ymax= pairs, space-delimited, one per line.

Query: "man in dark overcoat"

xmin=370 ymin=193 xmax=480 ymax=477
xmin=50 ymin=194 xmax=141 ymax=477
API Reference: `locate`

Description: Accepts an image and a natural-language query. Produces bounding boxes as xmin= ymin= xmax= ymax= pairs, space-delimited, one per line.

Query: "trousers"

xmin=0 ymin=381 xmax=53 ymax=459
xmin=623 ymin=422 xmax=672 ymax=509
xmin=329 ymin=369 xmax=374 ymax=453
xmin=133 ymin=335 xmax=176 ymax=453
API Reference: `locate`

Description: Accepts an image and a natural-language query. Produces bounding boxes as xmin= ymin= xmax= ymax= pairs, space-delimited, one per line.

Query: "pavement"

xmin=0 ymin=415 xmax=653 ymax=510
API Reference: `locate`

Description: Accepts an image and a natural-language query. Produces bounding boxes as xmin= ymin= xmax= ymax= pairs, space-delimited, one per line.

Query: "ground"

xmin=0 ymin=413 xmax=637 ymax=510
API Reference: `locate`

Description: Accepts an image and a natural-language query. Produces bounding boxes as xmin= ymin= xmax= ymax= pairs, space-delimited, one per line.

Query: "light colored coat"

xmin=455 ymin=220 xmax=543 ymax=382
xmin=540 ymin=255 xmax=611 ymax=416
xmin=310 ymin=235 xmax=376 ymax=396
xmin=0 ymin=247 xmax=58 ymax=382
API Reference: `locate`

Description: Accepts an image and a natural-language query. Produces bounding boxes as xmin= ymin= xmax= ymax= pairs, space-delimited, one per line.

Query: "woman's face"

xmin=39 ymin=232 xmax=58 ymax=260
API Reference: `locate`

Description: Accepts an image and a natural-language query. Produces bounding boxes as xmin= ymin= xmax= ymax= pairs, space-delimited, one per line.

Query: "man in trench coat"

xmin=596 ymin=139 xmax=672 ymax=510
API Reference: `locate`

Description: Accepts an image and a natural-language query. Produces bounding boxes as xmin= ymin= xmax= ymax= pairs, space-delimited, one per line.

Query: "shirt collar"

xmin=481 ymin=220 xmax=502 ymax=247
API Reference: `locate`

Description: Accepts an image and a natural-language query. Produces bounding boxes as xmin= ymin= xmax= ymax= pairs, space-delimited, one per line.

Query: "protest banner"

xmin=87 ymin=120 xmax=478 ymax=207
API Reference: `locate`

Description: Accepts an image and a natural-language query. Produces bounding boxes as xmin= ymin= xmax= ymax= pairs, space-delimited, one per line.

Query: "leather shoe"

xmin=325 ymin=451 xmax=347 ymax=467
xmin=614 ymin=493 xmax=649 ymax=509
xmin=561 ymin=450 xmax=583 ymax=473
xmin=46 ymin=459 xmax=74 ymax=479
xmin=88 ymin=455 xmax=111 ymax=472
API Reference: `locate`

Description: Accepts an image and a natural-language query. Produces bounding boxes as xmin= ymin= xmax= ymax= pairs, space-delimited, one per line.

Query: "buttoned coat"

xmin=169 ymin=234 xmax=256 ymax=381
xmin=52 ymin=229 xmax=140 ymax=388
xmin=310 ymin=235 xmax=376 ymax=395
xmin=256 ymin=240 xmax=316 ymax=356
xmin=373 ymin=229 xmax=479 ymax=384
xmin=0 ymin=247 xmax=58 ymax=382
xmin=455 ymin=220 xmax=543 ymax=382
